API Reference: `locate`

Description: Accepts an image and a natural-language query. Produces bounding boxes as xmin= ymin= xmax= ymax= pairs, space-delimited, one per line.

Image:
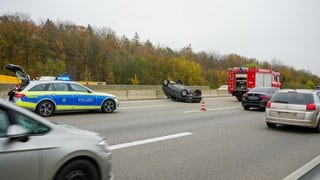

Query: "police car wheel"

xmin=101 ymin=99 xmax=116 ymax=113
xmin=37 ymin=101 xmax=55 ymax=117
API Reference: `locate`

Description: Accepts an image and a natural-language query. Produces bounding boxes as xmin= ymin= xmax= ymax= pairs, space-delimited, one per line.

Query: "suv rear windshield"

xmin=271 ymin=92 xmax=314 ymax=105
xmin=250 ymin=88 xmax=277 ymax=94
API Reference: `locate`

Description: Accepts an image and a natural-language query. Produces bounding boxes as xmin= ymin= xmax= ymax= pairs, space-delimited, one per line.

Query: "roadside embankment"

xmin=0 ymin=84 xmax=230 ymax=100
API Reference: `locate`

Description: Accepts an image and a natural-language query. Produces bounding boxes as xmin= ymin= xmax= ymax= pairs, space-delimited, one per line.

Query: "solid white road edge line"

xmin=109 ymin=132 xmax=193 ymax=151
xmin=184 ymin=106 xmax=239 ymax=113
xmin=283 ymin=155 xmax=320 ymax=180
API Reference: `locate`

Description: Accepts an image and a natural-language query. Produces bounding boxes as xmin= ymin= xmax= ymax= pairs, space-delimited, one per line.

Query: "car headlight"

xmin=97 ymin=139 xmax=110 ymax=153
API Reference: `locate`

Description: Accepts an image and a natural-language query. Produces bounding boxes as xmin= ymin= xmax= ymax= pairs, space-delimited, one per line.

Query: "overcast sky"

xmin=1 ymin=0 xmax=320 ymax=76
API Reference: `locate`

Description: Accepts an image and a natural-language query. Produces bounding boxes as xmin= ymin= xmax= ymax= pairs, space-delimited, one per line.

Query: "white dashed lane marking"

xmin=109 ymin=132 xmax=193 ymax=150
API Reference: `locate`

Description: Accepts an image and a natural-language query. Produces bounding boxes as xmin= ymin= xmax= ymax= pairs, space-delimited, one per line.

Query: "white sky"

xmin=1 ymin=0 xmax=320 ymax=76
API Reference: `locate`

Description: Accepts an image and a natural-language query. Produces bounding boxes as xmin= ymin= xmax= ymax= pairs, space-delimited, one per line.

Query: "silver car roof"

xmin=277 ymin=89 xmax=318 ymax=93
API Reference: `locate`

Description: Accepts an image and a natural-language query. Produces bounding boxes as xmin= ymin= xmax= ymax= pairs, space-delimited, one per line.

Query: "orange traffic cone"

xmin=200 ymin=100 xmax=207 ymax=111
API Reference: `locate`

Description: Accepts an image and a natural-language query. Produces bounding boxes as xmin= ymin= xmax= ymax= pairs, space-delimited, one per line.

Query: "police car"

xmin=6 ymin=64 xmax=119 ymax=117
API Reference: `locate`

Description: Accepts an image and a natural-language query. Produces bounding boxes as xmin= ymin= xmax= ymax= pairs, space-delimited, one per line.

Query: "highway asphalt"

xmin=48 ymin=97 xmax=320 ymax=180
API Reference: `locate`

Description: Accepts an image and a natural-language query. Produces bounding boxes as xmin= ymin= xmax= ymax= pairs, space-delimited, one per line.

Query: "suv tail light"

xmin=306 ymin=103 xmax=316 ymax=111
xmin=14 ymin=93 xmax=25 ymax=99
xmin=266 ymin=101 xmax=272 ymax=108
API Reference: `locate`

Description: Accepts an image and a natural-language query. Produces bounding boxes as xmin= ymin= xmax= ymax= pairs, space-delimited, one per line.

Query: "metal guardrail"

xmin=0 ymin=75 xmax=231 ymax=100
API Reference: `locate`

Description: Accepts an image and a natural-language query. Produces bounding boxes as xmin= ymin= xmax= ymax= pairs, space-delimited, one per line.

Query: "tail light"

xmin=261 ymin=95 xmax=270 ymax=100
xmin=266 ymin=101 xmax=272 ymax=108
xmin=242 ymin=93 xmax=248 ymax=99
xmin=306 ymin=103 xmax=316 ymax=111
xmin=14 ymin=93 xmax=25 ymax=99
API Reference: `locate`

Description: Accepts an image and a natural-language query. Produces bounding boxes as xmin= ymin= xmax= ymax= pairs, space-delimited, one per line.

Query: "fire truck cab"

xmin=228 ymin=67 xmax=281 ymax=101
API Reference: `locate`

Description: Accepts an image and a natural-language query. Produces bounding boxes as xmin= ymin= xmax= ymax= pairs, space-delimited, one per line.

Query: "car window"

xmin=296 ymin=93 xmax=314 ymax=104
xmin=70 ymin=84 xmax=89 ymax=92
xmin=267 ymin=89 xmax=277 ymax=94
xmin=29 ymin=83 xmax=54 ymax=91
xmin=272 ymin=92 xmax=314 ymax=105
xmin=54 ymin=83 xmax=69 ymax=91
xmin=47 ymin=83 xmax=55 ymax=91
xmin=251 ymin=88 xmax=272 ymax=93
xmin=0 ymin=109 xmax=10 ymax=137
xmin=13 ymin=112 xmax=50 ymax=135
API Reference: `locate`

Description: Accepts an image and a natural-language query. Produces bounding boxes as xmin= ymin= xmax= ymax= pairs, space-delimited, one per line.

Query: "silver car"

xmin=265 ymin=89 xmax=320 ymax=132
xmin=0 ymin=98 xmax=113 ymax=180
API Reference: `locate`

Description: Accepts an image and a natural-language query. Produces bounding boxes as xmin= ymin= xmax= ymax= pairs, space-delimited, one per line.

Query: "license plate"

xmin=278 ymin=112 xmax=296 ymax=118
xmin=248 ymin=96 xmax=259 ymax=100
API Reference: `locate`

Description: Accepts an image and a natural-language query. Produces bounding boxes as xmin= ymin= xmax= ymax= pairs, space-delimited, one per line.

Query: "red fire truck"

xmin=228 ymin=67 xmax=281 ymax=101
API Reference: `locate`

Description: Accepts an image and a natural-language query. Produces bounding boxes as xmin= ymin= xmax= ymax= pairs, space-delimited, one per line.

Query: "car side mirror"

xmin=7 ymin=125 xmax=29 ymax=142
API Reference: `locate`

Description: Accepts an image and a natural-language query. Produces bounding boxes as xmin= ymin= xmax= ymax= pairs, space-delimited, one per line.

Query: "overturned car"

xmin=162 ymin=79 xmax=202 ymax=103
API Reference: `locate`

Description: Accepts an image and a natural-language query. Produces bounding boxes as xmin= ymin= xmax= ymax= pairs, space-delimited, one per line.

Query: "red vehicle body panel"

xmin=228 ymin=67 xmax=281 ymax=100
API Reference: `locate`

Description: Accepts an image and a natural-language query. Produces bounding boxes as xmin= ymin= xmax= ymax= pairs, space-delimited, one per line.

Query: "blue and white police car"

xmin=6 ymin=64 xmax=119 ymax=117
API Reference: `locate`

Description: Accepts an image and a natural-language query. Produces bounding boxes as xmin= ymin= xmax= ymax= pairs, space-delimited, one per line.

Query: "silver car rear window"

xmin=271 ymin=92 xmax=314 ymax=105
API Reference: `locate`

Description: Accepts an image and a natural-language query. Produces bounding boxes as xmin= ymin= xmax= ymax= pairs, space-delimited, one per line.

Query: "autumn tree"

xmin=1 ymin=13 xmax=319 ymax=88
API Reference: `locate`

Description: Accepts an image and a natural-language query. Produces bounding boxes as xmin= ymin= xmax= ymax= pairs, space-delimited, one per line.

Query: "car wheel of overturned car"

xmin=37 ymin=101 xmax=55 ymax=117
xmin=55 ymin=159 xmax=99 ymax=180
xmin=181 ymin=89 xmax=188 ymax=98
xmin=101 ymin=99 xmax=116 ymax=113
xmin=176 ymin=79 xmax=183 ymax=84
xmin=163 ymin=79 xmax=169 ymax=87
xmin=266 ymin=122 xmax=276 ymax=128
xmin=193 ymin=89 xmax=202 ymax=96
